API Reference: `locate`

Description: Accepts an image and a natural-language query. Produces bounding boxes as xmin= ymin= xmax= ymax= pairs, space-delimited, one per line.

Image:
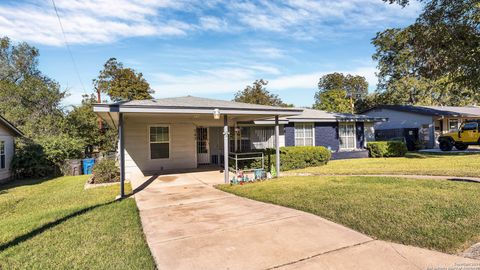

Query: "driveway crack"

xmin=266 ymin=239 xmax=376 ymax=269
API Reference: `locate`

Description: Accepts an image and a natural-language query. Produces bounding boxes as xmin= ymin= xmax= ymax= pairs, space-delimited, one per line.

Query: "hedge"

xmin=366 ymin=141 xmax=408 ymax=158
xmin=232 ymin=146 xmax=331 ymax=172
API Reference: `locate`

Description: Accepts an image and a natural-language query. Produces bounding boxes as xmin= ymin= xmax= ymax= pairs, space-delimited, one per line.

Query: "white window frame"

xmin=0 ymin=141 xmax=5 ymax=170
xmin=448 ymin=119 xmax=459 ymax=132
xmin=148 ymin=125 xmax=171 ymax=160
xmin=339 ymin=122 xmax=356 ymax=150
xmin=294 ymin=123 xmax=315 ymax=146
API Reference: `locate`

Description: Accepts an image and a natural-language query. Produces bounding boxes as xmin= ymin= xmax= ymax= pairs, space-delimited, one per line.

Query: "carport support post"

xmin=275 ymin=115 xmax=280 ymax=178
xmin=119 ymin=112 xmax=125 ymax=198
xmin=223 ymin=115 xmax=229 ymax=184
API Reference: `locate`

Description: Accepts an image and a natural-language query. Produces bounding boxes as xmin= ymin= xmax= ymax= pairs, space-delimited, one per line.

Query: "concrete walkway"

xmin=130 ymin=170 xmax=479 ymax=270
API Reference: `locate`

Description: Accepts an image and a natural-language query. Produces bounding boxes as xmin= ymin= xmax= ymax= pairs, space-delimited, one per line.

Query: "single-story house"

xmin=0 ymin=115 xmax=23 ymax=183
xmin=362 ymin=105 xmax=480 ymax=149
xmin=245 ymin=108 xmax=386 ymax=159
xmin=93 ymin=96 xmax=384 ymax=197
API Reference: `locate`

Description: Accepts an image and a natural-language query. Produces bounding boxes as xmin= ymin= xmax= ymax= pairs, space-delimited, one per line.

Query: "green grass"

xmin=218 ymin=176 xmax=480 ymax=254
xmin=0 ymin=176 xmax=155 ymax=269
xmin=290 ymin=152 xmax=480 ymax=177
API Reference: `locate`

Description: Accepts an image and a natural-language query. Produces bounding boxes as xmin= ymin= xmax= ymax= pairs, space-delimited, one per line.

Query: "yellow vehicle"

xmin=438 ymin=120 xmax=480 ymax=151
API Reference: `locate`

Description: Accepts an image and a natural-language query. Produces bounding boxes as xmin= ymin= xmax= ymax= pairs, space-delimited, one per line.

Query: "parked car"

xmin=438 ymin=120 xmax=480 ymax=151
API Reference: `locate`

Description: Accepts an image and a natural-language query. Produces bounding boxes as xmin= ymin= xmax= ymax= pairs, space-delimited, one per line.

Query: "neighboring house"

xmin=362 ymin=105 xmax=480 ymax=149
xmin=0 ymin=115 xmax=23 ymax=183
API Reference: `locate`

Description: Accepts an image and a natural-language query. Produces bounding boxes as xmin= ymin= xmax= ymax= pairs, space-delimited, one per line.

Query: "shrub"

xmin=232 ymin=146 xmax=331 ymax=172
xmin=91 ymin=159 xmax=120 ymax=184
xmin=12 ymin=141 xmax=54 ymax=179
xmin=38 ymin=135 xmax=84 ymax=167
xmin=366 ymin=141 xmax=408 ymax=158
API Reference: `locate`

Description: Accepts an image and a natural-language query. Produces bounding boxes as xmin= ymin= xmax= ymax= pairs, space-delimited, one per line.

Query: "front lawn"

xmin=0 ymin=176 xmax=155 ymax=269
xmin=218 ymin=176 xmax=480 ymax=254
xmin=290 ymin=152 xmax=480 ymax=177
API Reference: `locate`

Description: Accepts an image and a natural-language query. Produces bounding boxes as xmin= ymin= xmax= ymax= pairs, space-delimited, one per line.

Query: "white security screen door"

xmin=196 ymin=127 xmax=210 ymax=165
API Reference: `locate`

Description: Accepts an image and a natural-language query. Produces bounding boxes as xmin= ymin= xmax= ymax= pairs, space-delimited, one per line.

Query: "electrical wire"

xmin=51 ymin=0 xmax=87 ymax=95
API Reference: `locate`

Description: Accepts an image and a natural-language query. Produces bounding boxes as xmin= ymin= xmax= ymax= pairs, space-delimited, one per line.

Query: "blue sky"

xmin=0 ymin=0 xmax=421 ymax=107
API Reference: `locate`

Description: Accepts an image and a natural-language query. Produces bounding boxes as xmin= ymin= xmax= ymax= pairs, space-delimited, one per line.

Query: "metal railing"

xmin=228 ymin=152 xmax=265 ymax=176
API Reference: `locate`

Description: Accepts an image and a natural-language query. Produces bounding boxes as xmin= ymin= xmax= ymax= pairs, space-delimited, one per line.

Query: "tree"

xmin=314 ymin=73 xmax=369 ymax=113
xmin=234 ymin=79 xmax=289 ymax=107
xmin=64 ymin=94 xmax=117 ymax=153
xmin=93 ymin=58 xmax=154 ymax=102
xmin=375 ymin=0 xmax=480 ymax=105
xmin=0 ymin=37 xmax=66 ymax=138
xmin=313 ymin=89 xmax=351 ymax=113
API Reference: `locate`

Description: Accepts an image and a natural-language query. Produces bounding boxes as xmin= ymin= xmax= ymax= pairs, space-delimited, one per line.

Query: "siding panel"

xmin=314 ymin=122 xmax=339 ymax=151
xmin=123 ymin=115 xmax=196 ymax=178
xmin=284 ymin=123 xmax=295 ymax=146
xmin=0 ymin=124 xmax=14 ymax=182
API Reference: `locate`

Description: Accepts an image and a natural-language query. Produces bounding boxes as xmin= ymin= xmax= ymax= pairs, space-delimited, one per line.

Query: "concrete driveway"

xmin=130 ymin=170 xmax=478 ymax=270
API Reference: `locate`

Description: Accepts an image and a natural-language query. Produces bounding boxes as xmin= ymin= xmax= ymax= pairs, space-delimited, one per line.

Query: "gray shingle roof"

xmin=256 ymin=108 xmax=386 ymax=123
xmin=120 ymin=96 xmax=300 ymax=111
xmin=362 ymin=105 xmax=480 ymax=117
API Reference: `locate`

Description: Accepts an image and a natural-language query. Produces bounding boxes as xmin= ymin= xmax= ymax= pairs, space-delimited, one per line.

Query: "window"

xmin=448 ymin=119 xmax=459 ymax=132
xmin=339 ymin=123 xmax=356 ymax=150
xmin=0 ymin=141 xmax=4 ymax=169
xmin=295 ymin=123 xmax=314 ymax=146
xmin=149 ymin=126 xmax=169 ymax=159
xmin=462 ymin=122 xmax=478 ymax=131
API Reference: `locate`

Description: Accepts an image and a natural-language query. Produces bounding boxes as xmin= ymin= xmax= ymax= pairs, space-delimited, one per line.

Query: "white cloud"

xmin=150 ymin=65 xmax=378 ymax=98
xmin=0 ymin=0 xmax=422 ymax=46
xmin=199 ymin=16 xmax=228 ymax=31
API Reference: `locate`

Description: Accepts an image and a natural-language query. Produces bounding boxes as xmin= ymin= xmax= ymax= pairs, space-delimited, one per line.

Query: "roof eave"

xmin=0 ymin=116 xmax=24 ymax=137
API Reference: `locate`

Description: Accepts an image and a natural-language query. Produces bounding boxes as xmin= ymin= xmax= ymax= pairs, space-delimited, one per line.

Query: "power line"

xmin=51 ymin=0 xmax=87 ymax=95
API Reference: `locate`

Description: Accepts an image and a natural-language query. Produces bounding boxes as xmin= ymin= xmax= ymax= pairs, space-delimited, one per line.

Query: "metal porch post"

xmin=224 ymin=115 xmax=229 ymax=184
xmin=275 ymin=115 xmax=280 ymax=178
xmin=119 ymin=112 xmax=125 ymax=198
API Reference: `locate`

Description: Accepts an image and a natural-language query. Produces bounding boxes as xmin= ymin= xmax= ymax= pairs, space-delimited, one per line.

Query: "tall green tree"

xmin=314 ymin=89 xmax=351 ymax=113
xmin=64 ymin=95 xmax=117 ymax=153
xmin=93 ymin=58 xmax=154 ymax=102
xmin=313 ymin=73 xmax=369 ymax=113
xmin=375 ymin=0 xmax=480 ymax=105
xmin=0 ymin=37 xmax=66 ymax=138
xmin=234 ymin=79 xmax=290 ymax=107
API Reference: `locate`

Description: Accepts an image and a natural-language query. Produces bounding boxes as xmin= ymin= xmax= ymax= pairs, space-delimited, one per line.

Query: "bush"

xmin=12 ymin=141 xmax=54 ymax=179
xmin=366 ymin=141 xmax=408 ymax=158
xmin=233 ymin=146 xmax=331 ymax=172
xmin=91 ymin=159 xmax=120 ymax=184
xmin=38 ymin=135 xmax=84 ymax=167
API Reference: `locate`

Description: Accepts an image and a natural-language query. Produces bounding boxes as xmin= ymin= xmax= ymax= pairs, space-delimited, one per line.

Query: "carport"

xmin=93 ymin=96 xmax=302 ymax=197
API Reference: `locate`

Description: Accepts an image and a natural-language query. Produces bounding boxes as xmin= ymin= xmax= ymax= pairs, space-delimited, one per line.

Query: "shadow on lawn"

xmin=0 ymin=199 xmax=124 ymax=252
xmin=0 ymin=177 xmax=55 ymax=192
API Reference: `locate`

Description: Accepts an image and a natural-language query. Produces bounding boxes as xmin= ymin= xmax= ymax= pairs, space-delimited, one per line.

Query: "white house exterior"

xmin=0 ymin=115 xmax=23 ymax=183
xmin=93 ymin=96 xmax=303 ymax=197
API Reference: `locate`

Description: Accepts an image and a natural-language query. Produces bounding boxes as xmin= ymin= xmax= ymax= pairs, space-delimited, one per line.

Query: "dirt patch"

xmin=158 ymin=176 xmax=178 ymax=182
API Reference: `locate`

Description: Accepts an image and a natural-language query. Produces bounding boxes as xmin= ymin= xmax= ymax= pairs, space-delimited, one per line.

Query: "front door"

xmin=196 ymin=127 xmax=210 ymax=165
